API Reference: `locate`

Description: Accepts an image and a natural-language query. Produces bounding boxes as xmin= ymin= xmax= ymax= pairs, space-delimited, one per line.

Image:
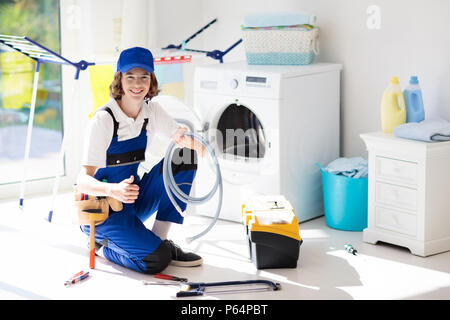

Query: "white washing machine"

xmin=191 ymin=61 xmax=342 ymax=223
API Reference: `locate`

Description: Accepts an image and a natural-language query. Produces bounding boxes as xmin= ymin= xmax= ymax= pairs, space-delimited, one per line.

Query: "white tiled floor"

xmin=1 ymin=192 xmax=449 ymax=300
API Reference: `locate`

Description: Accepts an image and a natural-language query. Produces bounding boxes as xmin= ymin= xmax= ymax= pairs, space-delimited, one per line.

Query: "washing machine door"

xmin=208 ymin=102 xmax=268 ymax=184
xmin=216 ymin=103 xmax=266 ymax=159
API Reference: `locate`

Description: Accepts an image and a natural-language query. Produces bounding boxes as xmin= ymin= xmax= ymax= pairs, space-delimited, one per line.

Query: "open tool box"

xmin=242 ymin=195 xmax=302 ymax=269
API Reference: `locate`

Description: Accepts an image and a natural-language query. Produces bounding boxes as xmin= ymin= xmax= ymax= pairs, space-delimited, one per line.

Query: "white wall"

xmin=182 ymin=0 xmax=450 ymax=158
xmin=61 ymin=0 xmax=450 ymax=159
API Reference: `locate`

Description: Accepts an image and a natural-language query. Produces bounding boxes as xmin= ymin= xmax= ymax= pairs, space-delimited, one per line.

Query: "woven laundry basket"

xmin=242 ymin=26 xmax=320 ymax=65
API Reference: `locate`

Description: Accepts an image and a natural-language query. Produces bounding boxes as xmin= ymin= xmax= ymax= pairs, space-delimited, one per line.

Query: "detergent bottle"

xmin=381 ymin=76 xmax=406 ymax=133
xmin=403 ymin=76 xmax=425 ymax=123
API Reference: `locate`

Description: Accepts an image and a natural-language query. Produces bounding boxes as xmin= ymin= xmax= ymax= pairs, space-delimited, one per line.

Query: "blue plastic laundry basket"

xmin=317 ymin=164 xmax=368 ymax=231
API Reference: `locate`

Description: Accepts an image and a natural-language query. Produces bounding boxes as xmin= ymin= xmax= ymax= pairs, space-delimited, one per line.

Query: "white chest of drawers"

xmin=360 ymin=132 xmax=450 ymax=256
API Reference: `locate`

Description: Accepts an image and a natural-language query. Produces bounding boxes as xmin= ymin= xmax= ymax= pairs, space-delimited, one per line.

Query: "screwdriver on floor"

xmin=344 ymin=244 xmax=358 ymax=255
xmin=154 ymin=273 xmax=188 ymax=282
xmin=142 ymin=273 xmax=188 ymax=286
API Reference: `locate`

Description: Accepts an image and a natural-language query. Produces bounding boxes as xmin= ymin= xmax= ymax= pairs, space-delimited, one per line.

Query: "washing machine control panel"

xmin=229 ymin=77 xmax=269 ymax=89
xmin=224 ymin=73 xmax=279 ymax=98
xmin=229 ymin=78 xmax=239 ymax=89
xmin=194 ymin=65 xmax=281 ymax=99
xmin=245 ymin=76 xmax=267 ymax=87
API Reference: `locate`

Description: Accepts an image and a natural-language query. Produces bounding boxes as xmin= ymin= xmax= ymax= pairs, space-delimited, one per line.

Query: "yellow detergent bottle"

xmin=381 ymin=76 xmax=406 ymax=133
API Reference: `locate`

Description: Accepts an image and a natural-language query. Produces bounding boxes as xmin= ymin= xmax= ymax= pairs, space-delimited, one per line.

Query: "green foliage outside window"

xmin=0 ymin=0 xmax=62 ymax=130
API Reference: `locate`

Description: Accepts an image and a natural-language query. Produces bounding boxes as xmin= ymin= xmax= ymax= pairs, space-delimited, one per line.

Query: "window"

xmin=0 ymin=0 xmax=63 ymax=187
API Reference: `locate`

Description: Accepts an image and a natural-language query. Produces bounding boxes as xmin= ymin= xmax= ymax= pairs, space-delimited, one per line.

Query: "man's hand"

xmin=172 ymin=127 xmax=205 ymax=157
xmin=109 ymin=175 xmax=140 ymax=203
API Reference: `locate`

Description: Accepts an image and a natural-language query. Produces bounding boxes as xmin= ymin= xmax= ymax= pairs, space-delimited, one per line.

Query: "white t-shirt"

xmin=82 ymin=97 xmax=179 ymax=168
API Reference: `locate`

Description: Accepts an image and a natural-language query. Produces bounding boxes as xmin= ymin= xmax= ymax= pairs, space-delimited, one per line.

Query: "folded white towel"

xmin=242 ymin=12 xmax=317 ymax=28
xmin=393 ymin=118 xmax=450 ymax=142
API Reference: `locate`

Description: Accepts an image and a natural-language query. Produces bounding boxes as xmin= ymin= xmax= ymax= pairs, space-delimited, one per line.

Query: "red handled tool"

xmin=154 ymin=273 xmax=188 ymax=282
xmin=83 ymin=208 xmax=102 ymax=269
xmin=64 ymin=270 xmax=89 ymax=286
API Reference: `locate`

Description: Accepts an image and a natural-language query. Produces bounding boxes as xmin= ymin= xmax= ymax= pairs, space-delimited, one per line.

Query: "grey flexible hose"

xmin=162 ymin=131 xmax=223 ymax=243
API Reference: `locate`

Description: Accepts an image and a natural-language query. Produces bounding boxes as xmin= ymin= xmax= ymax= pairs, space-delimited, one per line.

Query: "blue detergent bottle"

xmin=403 ymin=76 xmax=425 ymax=123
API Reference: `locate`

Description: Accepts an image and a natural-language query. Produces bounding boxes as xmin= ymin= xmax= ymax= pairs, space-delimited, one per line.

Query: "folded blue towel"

xmin=325 ymin=157 xmax=368 ymax=179
xmin=393 ymin=118 xmax=450 ymax=142
xmin=242 ymin=12 xmax=316 ymax=28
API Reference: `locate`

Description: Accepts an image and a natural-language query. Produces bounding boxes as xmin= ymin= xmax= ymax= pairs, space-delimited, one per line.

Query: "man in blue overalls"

xmin=77 ymin=47 xmax=204 ymax=274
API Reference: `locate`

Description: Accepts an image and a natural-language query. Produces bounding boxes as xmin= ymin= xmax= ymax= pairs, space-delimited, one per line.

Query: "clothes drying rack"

xmin=0 ymin=34 xmax=95 ymax=222
xmin=0 ymin=35 xmax=195 ymax=223
xmin=162 ymin=18 xmax=242 ymax=63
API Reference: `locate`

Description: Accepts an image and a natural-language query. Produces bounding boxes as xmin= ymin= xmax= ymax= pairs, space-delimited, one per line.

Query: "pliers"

xmin=142 ymin=273 xmax=188 ymax=286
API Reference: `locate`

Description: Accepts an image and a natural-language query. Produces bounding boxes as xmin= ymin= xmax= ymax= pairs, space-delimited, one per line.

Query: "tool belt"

xmin=73 ymin=187 xmax=123 ymax=226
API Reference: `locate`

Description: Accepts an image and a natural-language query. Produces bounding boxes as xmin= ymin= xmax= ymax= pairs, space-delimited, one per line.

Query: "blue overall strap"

xmin=96 ymin=106 xmax=149 ymax=167
xmin=96 ymin=106 xmax=119 ymax=136
xmin=98 ymin=106 xmax=148 ymax=136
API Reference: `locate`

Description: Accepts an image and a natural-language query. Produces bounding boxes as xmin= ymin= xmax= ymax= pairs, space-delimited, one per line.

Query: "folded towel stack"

xmin=325 ymin=157 xmax=368 ymax=179
xmin=393 ymin=118 xmax=450 ymax=142
xmin=242 ymin=12 xmax=317 ymax=28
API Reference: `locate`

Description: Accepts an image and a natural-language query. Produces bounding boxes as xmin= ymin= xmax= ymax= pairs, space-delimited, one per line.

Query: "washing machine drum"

xmin=215 ymin=103 xmax=266 ymax=159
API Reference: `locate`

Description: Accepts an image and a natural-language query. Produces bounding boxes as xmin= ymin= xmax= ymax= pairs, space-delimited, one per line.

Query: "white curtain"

xmin=120 ymin=0 xmax=151 ymax=50
xmin=61 ymin=0 xmax=154 ymax=58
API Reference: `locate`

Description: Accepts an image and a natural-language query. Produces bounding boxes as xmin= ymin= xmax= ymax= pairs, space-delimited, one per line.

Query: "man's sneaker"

xmin=164 ymin=239 xmax=203 ymax=267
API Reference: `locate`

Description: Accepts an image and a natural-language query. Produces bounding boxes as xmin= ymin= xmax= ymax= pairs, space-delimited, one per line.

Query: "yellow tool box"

xmin=242 ymin=195 xmax=302 ymax=269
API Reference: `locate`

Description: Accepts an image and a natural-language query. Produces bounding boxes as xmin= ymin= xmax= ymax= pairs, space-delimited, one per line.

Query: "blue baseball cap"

xmin=117 ymin=47 xmax=154 ymax=74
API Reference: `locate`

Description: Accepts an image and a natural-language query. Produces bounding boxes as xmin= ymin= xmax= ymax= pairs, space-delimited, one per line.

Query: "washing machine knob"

xmin=230 ymin=79 xmax=239 ymax=89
